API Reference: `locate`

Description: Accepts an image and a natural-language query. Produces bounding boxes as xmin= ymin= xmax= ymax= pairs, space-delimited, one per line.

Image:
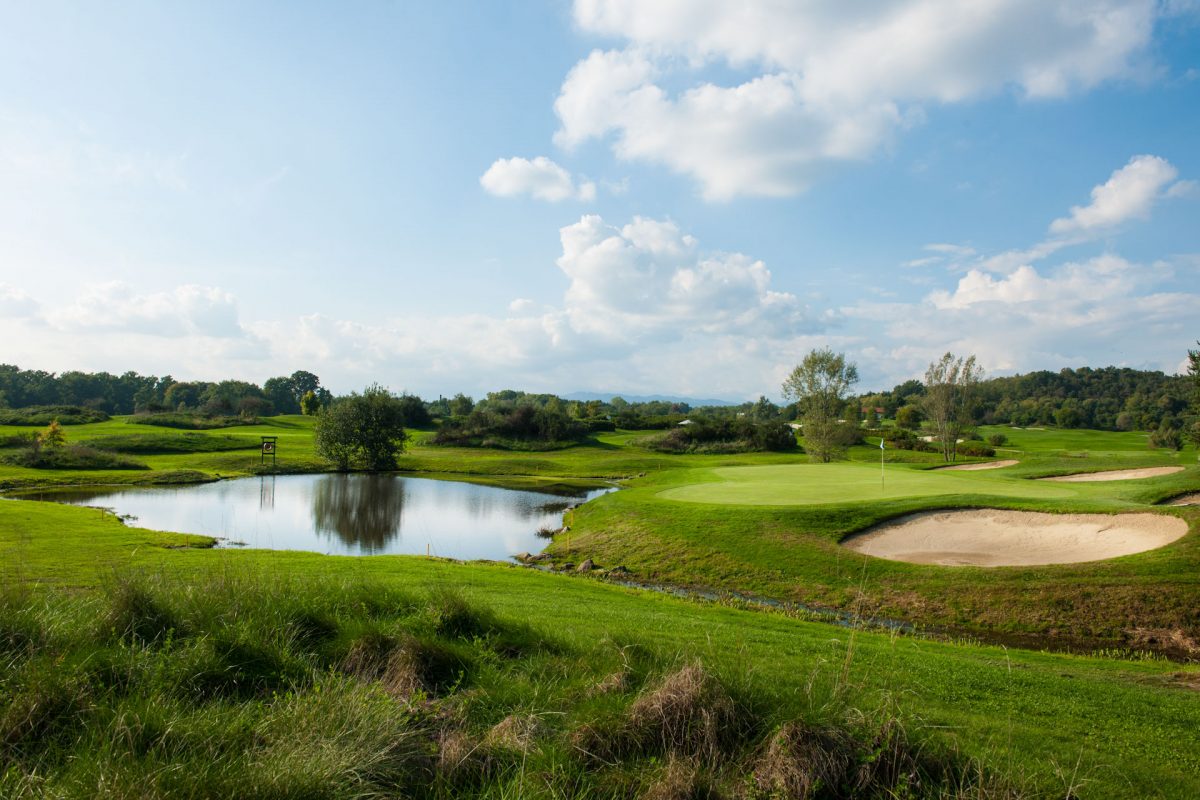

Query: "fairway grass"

xmin=659 ymin=462 xmax=1081 ymax=506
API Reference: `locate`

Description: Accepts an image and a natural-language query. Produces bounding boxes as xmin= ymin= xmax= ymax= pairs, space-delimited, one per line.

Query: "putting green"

xmin=659 ymin=462 xmax=1078 ymax=506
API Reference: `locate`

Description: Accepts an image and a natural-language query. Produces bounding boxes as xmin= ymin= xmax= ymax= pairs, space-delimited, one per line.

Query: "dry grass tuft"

xmin=626 ymin=662 xmax=737 ymax=762
xmin=437 ymin=729 xmax=494 ymax=785
xmin=341 ymin=632 xmax=463 ymax=701
xmin=751 ymin=720 xmax=856 ymax=799
xmin=573 ymin=661 xmax=745 ymax=765
xmin=485 ymin=713 xmax=542 ymax=753
xmin=641 ymin=756 xmax=723 ymax=800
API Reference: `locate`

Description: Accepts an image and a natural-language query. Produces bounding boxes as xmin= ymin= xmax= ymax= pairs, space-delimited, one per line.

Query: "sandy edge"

xmin=843 ymin=509 xmax=1188 ymax=567
xmin=1040 ymin=466 xmax=1185 ymax=482
xmin=1168 ymin=492 xmax=1200 ymax=507
xmin=935 ymin=460 xmax=1019 ymax=471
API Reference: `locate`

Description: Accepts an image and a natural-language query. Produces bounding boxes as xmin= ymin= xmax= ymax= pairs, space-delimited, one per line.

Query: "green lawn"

xmin=2 ymin=500 xmax=1200 ymax=798
xmin=658 ymin=461 xmax=1080 ymax=505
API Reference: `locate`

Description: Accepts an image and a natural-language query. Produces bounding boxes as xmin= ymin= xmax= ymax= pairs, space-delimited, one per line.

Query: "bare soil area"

xmin=843 ymin=509 xmax=1188 ymax=567
xmin=1040 ymin=466 xmax=1185 ymax=482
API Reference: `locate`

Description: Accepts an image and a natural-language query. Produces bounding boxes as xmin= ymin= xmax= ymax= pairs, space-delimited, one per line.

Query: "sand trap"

xmin=1040 ymin=466 xmax=1185 ymax=482
xmin=1168 ymin=493 xmax=1200 ymax=507
xmin=935 ymin=460 xmax=1019 ymax=471
xmin=843 ymin=509 xmax=1187 ymax=567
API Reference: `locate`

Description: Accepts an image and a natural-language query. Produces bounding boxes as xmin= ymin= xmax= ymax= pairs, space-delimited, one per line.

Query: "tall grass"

xmin=0 ymin=569 xmax=1041 ymax=799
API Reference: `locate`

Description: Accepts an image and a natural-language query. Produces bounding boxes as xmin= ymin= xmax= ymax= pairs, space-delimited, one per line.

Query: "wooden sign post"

xmin=261 ymin=436 xmax=278 ymax=467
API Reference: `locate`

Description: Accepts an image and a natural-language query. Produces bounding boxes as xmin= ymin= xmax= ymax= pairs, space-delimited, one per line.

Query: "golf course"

xmin=2 ymin=410 xmax=1199 ymax=798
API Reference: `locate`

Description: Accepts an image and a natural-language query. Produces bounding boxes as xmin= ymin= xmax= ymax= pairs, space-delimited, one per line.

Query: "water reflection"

xmin=311 ymin=474 xmax=406 ymax=552
xmin=8 ymin=474 xmax=613 ymax=561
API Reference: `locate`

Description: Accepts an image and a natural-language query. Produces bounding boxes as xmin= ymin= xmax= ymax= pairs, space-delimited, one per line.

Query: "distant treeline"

xmin=854 ymin=367 xmax=1193 ymax=432
xmin=0 ymin=365 xmax=331 ymax=418
xmin=1 ymin=363 xmax=1193 ymax=434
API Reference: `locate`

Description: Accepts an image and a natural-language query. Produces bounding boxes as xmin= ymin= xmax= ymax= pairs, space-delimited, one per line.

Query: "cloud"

xmin=46 ymin=282 xmax=243 ymax=338
xmin=557 ymin=1 xmax=1165 ymax=198
xmin=480 ymin=156 xmax=596 ymax=202
xmin=1049 ymin=154 xmax=1189 ymax=236
xmin=0 ymin=283 xmax=39 ymax=318
xmin=555 ymin=214 xmax=829 ymax=339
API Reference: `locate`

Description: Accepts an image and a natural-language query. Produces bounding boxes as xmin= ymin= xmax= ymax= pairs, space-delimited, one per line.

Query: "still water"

xmin=19 ymin=474 xmax=610 ymax=560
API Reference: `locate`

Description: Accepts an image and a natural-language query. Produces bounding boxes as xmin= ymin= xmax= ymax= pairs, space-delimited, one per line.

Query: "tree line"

xmin=0 ymin=365 xmax=332 ymax=418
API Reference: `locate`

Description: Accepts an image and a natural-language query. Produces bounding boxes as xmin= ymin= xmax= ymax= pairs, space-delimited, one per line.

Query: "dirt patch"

xmin=843 ymin=509 xmax=1188 ymax=567
xmin=1167 ymin=492 xmax=1200 ymax=506
xmin=1040 ymin=466 xmax=1184 ymax=482
xmin=934 ymin=460 xmax=1019 ymax=471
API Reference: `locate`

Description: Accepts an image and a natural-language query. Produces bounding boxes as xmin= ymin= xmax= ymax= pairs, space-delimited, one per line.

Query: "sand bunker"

xmin=1040 ymin=466 xmax=1184 ymax=482
xmin=1168 ymin=493 xmax=1200 ymax=507
xmin=844 ymin=509 xmax=1187 ymax=567
xmin=935 ymin=460 xmax=1019 ymax=471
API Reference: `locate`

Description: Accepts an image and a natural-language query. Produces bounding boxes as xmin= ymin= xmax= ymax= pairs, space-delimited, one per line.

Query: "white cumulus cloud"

xmin=46 ymin=282 xmax=243 ymax=338
xmin=1049 ymin=154 xmax=1190 ymax=236
xmin=558 ymin=0 xmax=1166 ymax=198
xmin=480 ymin=156 xmax=596 ymax=202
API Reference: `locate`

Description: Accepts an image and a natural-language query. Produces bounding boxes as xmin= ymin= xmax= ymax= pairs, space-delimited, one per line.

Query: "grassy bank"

xmin=2 ymin=505 xmax=1200 ymax=798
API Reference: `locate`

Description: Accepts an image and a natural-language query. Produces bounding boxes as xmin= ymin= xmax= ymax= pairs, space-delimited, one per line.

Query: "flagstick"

xmin=880 ymin=438 xmax=885 ymax=493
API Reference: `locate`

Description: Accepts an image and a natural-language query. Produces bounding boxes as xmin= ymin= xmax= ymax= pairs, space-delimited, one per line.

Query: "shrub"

xmin=0 ymin=405 xmax=109 ymax=425
xmin=987 ymin=433 xmax=1008 ymax=447
xmin=955 ymin=442 xmax=996 ymax=458
xmin=4 ymin=444 xmax=149 ymax=470
xmin=642 ymin=419 xmax=797 ymax=454
xmin=1149 ymin=424 xmax=1184 ymax=452
xmin=433 ymin=404 xmax=589 ymax=449
xmin=127 ymin=412 xmax=257 ymax=430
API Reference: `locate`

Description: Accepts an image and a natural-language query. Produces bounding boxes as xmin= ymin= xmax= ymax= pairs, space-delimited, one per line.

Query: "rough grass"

xmin=0 ymin=571 xmax=1040 ymax=799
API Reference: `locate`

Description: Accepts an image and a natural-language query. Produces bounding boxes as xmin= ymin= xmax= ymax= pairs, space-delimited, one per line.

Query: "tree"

xmin=782 ymin=348 xmax=859 ymax=463
xmin=300 ymin=390 xmax=322 ymax=416
xmin=895 ymin=404 xmax=923 ymax=430
xmin=314 ymin=385 xmax=410 ymax=471
xmin=921 ymin=352 xmax=984 ymax=462
xmin=448 ymin=393 xmax=474 ymax=417
xmin=1185 ymin=342 xmax=1200 ymax=446
xmin=37 ymin=420 xmax=66 ymax=450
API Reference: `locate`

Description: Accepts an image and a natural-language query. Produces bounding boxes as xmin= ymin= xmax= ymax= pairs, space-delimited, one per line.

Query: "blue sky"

xmin=1 ymin=1 xmax=1197 ymax=400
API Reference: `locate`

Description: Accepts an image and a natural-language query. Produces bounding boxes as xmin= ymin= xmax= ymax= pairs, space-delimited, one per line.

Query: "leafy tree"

xmin=37 ymin=420 xmax=66 ymax=450
xmin=782 ymin=348 xmax=859 ymax=463
xmin=395 ymin=393 xmax=432 ymax=428
xmin=448 ymin=393 xmax=474 ymax=416
xmin=922 ymin=352 xmax=984 ymax=462
xmin=1185 ymin=342 xmax=1200 ymax=446
xmin=895 ymin=404 xmax=923 ymax=430
xmin=314 ymin=385 xmax=410 ymax=471
xmin=300 ymin=390 xmax=322 ymax=416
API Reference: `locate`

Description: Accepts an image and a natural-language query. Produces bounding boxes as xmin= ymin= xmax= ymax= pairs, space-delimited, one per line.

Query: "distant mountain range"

xmin=561 ymin=391 xmax=742 ymax=407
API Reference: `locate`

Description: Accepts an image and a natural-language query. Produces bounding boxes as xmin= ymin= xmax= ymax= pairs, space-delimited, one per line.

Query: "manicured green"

xmin=659 ymin=461 xmax=1079 ymax=505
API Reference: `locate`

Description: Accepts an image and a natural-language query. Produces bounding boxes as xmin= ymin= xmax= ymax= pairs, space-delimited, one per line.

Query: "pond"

xmin=15 ymin=474 xmax=612 ymax=561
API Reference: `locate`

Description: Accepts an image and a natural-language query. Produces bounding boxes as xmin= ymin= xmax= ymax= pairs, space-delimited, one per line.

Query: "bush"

xmin=315 ymin=385 xmax=410 ymax=471
xmin=433 ymin=404 xmax=590 ymax=449
xmin=987 ymin=433 xmax=1008 ymax=447
xmin=882 ymin=428 xmax=936 ymax=453
xmin=86 ymin=433 xmax=260 ymax=454
xmin=4 ymin=444 xmax=149 ymax=470
xmin=0 ymin=406 xmax=109 ymax=426
xmin=1149 ymin=425 xmax=1184 ymax=451
xmin=955 ymin=442 xmax=996 ymax=458
xmin=642 ymin=419 xmax=797 ymax=454
xmin=127 ymin=412 xmax=258 ymax=430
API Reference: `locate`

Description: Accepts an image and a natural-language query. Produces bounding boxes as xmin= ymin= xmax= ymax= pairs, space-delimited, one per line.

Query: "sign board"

xmin=260 ymin=436 xmax=278 ymax=466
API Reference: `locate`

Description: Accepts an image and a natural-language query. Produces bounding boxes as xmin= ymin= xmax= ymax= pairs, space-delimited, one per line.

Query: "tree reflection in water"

xmin=311 ymin=474 xmax=406 ymax=552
